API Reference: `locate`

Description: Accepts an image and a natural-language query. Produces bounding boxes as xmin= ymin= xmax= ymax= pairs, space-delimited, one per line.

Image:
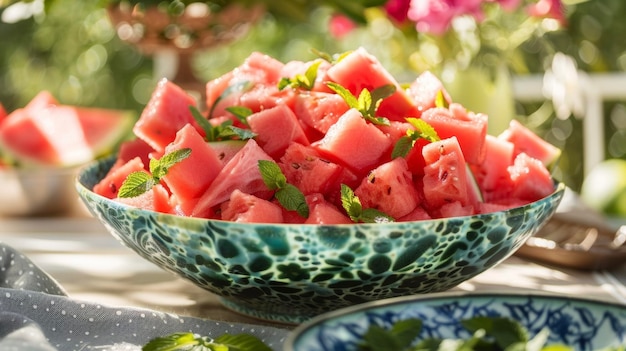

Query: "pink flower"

xmin=527 ymin=0 xmax=566 ymax=24
xmin=407 ymin=0 xmax=484 ymax=35
xmin=384 ymin=0 xmax=412 ymax=23
xmin=329 ymin=14 xmax=357 ymax=38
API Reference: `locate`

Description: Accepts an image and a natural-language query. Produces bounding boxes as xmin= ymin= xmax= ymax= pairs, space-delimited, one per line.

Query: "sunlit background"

xmin=1 ymin=0 xmax=626 ymax=213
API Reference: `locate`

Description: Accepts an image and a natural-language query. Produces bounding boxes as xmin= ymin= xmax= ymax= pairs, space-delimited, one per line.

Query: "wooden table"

xmin=2 ymin=204 xmax=625 ymax=329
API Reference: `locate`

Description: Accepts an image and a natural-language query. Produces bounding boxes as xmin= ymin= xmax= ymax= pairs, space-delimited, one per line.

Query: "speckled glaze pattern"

xmin=76 ymin=157 xmax=565 ymax=324
xmin=285 ymin=292 xmax=626 ymax=351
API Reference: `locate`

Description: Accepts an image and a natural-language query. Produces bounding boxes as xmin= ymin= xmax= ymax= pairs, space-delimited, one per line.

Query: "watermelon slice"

xmin=220 ymin=189 xmax=284 ymax=223
xmin=247 ymin=104 xmax=309 ymax=159
xmin=191 ymin=139 xmax=274 ymax=218
xmin=0 ymin=102 xmax=134 ymax=167
xmin=420 ymin=103 xmax=488 ymax=165
xmin=499 ymin=119 xmax=561 ymax=168
xmin=162 ymin=124 xmax=224 ymax=215
xmin=325 ymin=47 xmax=420 ymax=121
xmin=133 ymin=78 xmax=202 ymax=153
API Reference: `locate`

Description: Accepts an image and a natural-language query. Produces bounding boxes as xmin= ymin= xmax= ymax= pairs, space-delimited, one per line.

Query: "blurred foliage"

xmin=1 ymin=0 xmax=626 ymax=192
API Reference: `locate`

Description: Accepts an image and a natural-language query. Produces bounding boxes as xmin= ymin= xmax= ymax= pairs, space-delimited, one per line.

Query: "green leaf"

xmin=208 ymin=80 xmax=253 ymax=119
xmin=118 ymin=171 xmax=154 ymax=199
xmin=258 ymin=160 xmax=309 ymax=218
xmin=340 ymin=184 xmax=394 ymax=223
xmin=435 ymin=89 xmax=449 ymax=108
xmin=118 ymin=148 xmax=191 ymax=198
xmin=276 ymin=184 xmax=309 ymax=218
xmin=278 ymin=60 xmax=321 ymax=91
xmin=391 ymin=135 xmax=414 ymax=159
xmin=214 ymin=333 xmax=273 ymax=351
xmin=142 ymin=332 xmax=204 ymax=351
xmin=462 ymin=317 xmax=528 ymax=349
xmin=359 ymin=325 xmax=402 ymax=351
xmin=406 ymin=118 xmax=440 ymax=143
xmin=327 ymin=82 xmax=359 ymax=109
xmin=369 ymin=84 xmax=396 ymax=113
xmin=225 ymin=106 xmax=253 ymax=126
xmin=258 ymin=159 xmax=286 ymax=190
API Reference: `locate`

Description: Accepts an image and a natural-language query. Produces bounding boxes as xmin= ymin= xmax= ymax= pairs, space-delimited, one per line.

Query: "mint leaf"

xmin=326 ymin=82 xmax=393 ymax=126
xmin=340 ymin=184 xmax=394 ymax=223
xmin=258 ymin=160 xmax=309 ymax=218
xmin=191 ymin=105 xmax=256 ymax=142
xmin=435 ymin=89 xmax=449 ymax=108
xmin=278 ymin=60 xmax=321 ymax=91
xmin=208 ymin=80 xmax=253 ymax=119
xmin=311 ymin=48 xmax=352 ymax=64
xmin=118 ymin=148 xmax=191 ymax=198
xmin=391 ymin=118 xmax=440 ymax=159
xmin=118 ymin=171 xmax=154 ymax=199
xmin=142 ymin=332 xmax=272 ymax=351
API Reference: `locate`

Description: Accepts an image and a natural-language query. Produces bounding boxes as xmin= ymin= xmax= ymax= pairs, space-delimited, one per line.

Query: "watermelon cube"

xmin=162 ymin=124 xmax=224 ymax=215
xmin=420 ymin=103 xmax=488 ymax=165
xmin=470 ymin=135 xmax=515 ymax=202
xmin=279 ymin=142 xmax=343 ymax=196
xmin=422 ymin=136 xmax=474 ymax=212
xmin=304 ymin=193 xmax=352 ymax=224
xmin=407 ymin=71 xmax=451 ymax=113
xmin=326 ymin=47 xmax=420 ymax=121
xmin=312 ymin=108 xmax=392 ymax=173
xmin=133 ymin=78 xmax=202 ymax=152
xmin=293 ymin=91 xmax=349 ymax=136
xmin=499 ymin=119 xmax=561 ymax=168
xmin=220 ymin=189 xmax=284 ymax=223
xmin=508 ymin=152 xmax=554 ymax=202
xmin=93 ymin=156 xmax=147 ymax=199
xmin=116 ymin=183 xmax=173 ymax=214
xmin=354 ymin=158 xmax=421 ymax=219
xmin=247 ymin=104 xmax=309 ymax=159
xmin=191 ymin=139 xmax=274 ymax=218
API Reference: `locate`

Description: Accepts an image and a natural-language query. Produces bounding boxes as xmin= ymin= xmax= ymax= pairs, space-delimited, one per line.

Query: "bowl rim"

xmin=76 ymin=156 xmax=567 ymax=227
xmin=284 ymin=290 xmax=626 ymax=349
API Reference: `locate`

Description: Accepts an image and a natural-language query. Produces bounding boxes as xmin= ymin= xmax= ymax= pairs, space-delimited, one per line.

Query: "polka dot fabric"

xmin=0 ymin=242 xmax=289 ymax=351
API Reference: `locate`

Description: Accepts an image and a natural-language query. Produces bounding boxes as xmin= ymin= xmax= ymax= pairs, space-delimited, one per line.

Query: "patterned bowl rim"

xmin=284 ymin=290 xmax=626 ymax=348
xmin=75 ymin=156 xmax=567 ymax=228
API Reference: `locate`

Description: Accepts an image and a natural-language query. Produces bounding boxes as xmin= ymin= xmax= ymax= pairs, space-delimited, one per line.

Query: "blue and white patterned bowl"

xmin=76 ymin=157 xmax=565 ymax=324
xmin=285 ymin=292 xmax=626 ymax=351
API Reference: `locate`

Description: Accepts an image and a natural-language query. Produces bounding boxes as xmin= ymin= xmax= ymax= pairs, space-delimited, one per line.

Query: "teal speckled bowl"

xmin=76 ymin=157 xmax=565 ymax=324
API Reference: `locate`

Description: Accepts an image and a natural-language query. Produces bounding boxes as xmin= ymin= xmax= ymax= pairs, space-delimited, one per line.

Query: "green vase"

xmin=442 ymin=63 xmax=515 ymax=136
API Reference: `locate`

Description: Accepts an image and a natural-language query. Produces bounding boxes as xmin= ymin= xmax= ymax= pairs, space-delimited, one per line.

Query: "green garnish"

xmin=358 ymin=317 xmax=555 ymax=351
xmin=340 ymin=184 xmax=394 ymax=223
xmin=190 ymin=106 xmax=256 ymax=142
xmin=391 ymin=117 xmax=440 ymax=159
xmin=326 ymin=82 xmax=395 ymax=126
xmin=258 ymin=160 xmax=309 ymax=218
xmin=118 ymin=148 xmax=191 ymax=198
xmin=278 ymin=60 xmax=321 ymax=91
xmin=311 ymin=48 xmax=351 ymax=64
xmin=435 ymin=89 xmax=449 ymax=108
xmin=207 ymin=80 xmax=254 ymax=119
xmin=142 ymin=332 xmax=272 ymax=351
xmin=224 ymin=106 xmax=253 ymax=126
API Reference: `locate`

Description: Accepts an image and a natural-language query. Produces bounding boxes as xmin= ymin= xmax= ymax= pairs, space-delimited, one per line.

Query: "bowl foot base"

xmin=220 ymin=298 xmax=316 ymax=325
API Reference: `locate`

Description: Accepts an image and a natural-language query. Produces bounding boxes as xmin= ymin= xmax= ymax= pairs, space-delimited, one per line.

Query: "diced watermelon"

xmin=162 ymin=124 xmax=224 ymax=215
xmin=279 ymin=142 xmax=343 ymax=196
xmin=354 ymin=158 xmax=420 ymax=219
xmin=24 ymin=91 xmax=59 ymax=111
xmin=247 ymin=104 xmax=309 ymax=159
xmin=208 ymin=140 xmax=246 ymax=165
xmin=304 ymin=193 xmax=352 ymax=224
xmin=437 ymin=201 xmax=475 ymax=218
xmin=116 ymin=183 xmax=173 ymax=214
xmin=407 ymin=71 xmax=451 ymax=113
xmin=191 ymin=139 xmax=274 ymax=218
xmin=420 ymin=103 xmax=488 ymax=164
xmin=470 ymin=135 xmax=515 ymax=202
xmin=112 ymin=138 xmax=155 ymax=172
xmin=325 ymin=47 xmax=420 ymax=121
xmin=93 ymin=156 xmax=146 ymax=199
xmin=508 ymin=152 xmax=554 ymax=202
xmin=293 ymin=91 xmax=349 ymax=136
xmin=133 ymin=78 xmax=202 ymax=152
xmin=0 ymin=104 xmax=134 ymax=167
xmin=220 ymin=189 xmax=284 ymax=223
xmin=0 ymin=103 xmax=7 ymax=124
xmin=279 ymin=59 xmax=333 ymax=93
xmin=422 ymin=136 xmax=476 ymax=212
xmin=398 ymin=205 xmax=432 ymax=221
xmin=312 ymin=108 xmax=392 ymax=173
xmin=499 ymin=119 xmax=561 ymax=168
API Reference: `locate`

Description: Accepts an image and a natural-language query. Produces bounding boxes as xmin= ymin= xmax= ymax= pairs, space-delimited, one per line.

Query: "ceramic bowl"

xmin=0 ymin=166 xmax=78 ymax=217
xmin=76 ymin=157 xmax=565 ymax=324
xmin=285 ymin=291 xmax=626 ymax=351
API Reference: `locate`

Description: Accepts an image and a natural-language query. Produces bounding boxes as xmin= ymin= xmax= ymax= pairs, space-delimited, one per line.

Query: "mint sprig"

xmin=118 ymin=148 xmax=191 ymax=198
xmin=278 ymin=60 xmax=321 ymax=91
xmin=391 ymin=117 xmax=440 ymax=159
xmin=326 ymin=82 xmax=394 ymax=126
xmin=340 ymin=184 xmax=394 ymax=223
xmin=258 ymin=160 xmax=309 ymax=218
xmin=190 ymin=106 xmax=256 ymax=142
xmin=142 ymin=332 xmax=272 ymax=351
xmin=207 ymin=80 xmax=253 ymax=119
